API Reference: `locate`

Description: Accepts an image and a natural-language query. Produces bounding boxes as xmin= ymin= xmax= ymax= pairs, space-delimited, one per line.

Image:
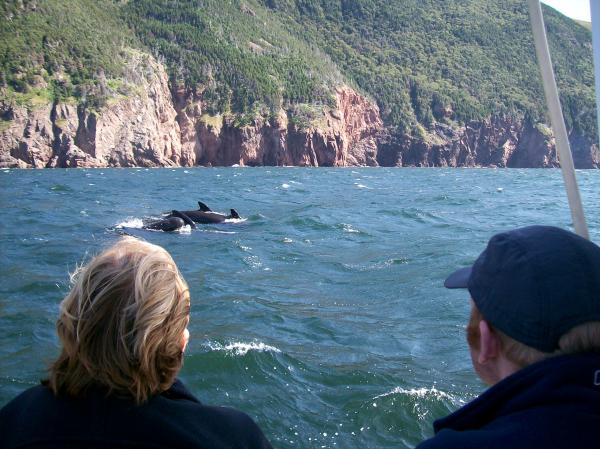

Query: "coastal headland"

xmin=1 ymin=0 xmax=598 ymax=168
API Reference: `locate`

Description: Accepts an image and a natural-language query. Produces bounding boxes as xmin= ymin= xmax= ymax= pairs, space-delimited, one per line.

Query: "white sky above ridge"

xmin=541 ymin=0 xmax=591 ymax=22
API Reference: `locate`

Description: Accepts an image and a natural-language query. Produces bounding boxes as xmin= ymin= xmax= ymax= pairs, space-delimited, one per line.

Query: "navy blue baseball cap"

xmin=445 ymin=225 xmax=600 ymax=352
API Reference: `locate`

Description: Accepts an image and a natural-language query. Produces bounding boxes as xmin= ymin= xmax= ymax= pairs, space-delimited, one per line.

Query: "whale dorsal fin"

xmin=171 ymin=210 xmax=196 ymax=229
xmin=198 ymin=201 xmax=212 ymax=212
xmin=230 ymin=209 xmax=240 ymax=219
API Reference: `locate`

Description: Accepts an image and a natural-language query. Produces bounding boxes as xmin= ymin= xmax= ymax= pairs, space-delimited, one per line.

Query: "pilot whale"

xmin=143 ymin=210 xmax=196 ymax=232
xmin=168 ymin=201 xmax=240 ymax=224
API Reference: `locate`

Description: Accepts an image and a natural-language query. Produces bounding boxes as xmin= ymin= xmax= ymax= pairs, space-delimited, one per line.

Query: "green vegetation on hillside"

xmin=122 ymin=0 xmax=342 ymax=115
xmin=257 ymin=0 xmax=596 ymax=137
xmin=0 ymin=0 xmax=138 ymax=108
xmin=0 ymin=0 xmax=596 ymax=141
xmin=575 ymin=20 xmax=592 ymax=31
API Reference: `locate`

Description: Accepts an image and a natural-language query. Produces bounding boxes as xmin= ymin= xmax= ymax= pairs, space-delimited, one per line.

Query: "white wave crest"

xmin=373 ymin=386 xmax=455 ymax=402
xmin=342 ymin=223 xmax=361 ymax=234
xmin=176 ymin=225 xmax=192 ymax=234
xmin=116 ymin=218 xmax=144 ymax=228
xmin=223 ymin=217 xmax=247 ymax=223
xmin=207 ymin=341 xmax=281 ymax=356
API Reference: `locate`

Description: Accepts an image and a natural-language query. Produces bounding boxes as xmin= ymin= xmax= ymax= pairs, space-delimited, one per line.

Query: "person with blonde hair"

xmin=0 ymin=237 xmax=274 ymax=449
xmin=417 ymin=226 xmax=600 ymax=449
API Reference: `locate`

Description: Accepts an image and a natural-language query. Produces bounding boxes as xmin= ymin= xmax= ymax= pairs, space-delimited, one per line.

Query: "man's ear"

xmin=478 ymin=319 xmax=501 ymax=364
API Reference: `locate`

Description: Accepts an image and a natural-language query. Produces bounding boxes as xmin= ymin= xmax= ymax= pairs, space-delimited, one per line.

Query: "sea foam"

xmin=373 ymin=386 xmax=463 ymax=404
xmin=116 ymin=218 xmax=144 ymax=228
xmin=206 ymin=341 xmax=281 ymax=356
xmin=223 ymin=217 xmax=247 ymax=224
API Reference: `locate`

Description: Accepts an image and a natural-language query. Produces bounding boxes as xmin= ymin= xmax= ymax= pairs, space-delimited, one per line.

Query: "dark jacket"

xmin=417 ymin=353 xmax=600 ymax=449
xmin=0 ymin=379 xmax=274 ymax=449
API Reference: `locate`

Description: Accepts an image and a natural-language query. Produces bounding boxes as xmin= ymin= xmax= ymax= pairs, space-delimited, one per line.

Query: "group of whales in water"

xmin=143 ymin=201 xmax=241 ymax=232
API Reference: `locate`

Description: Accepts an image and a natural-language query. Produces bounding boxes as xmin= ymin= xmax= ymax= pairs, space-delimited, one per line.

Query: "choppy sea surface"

xmin=2 ymin=167 xmax=600 ymax=448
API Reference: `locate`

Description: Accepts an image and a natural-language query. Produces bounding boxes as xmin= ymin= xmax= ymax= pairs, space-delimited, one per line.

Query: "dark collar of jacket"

xmin=1 ymin=377 xmax=275 ymax=449
xmin=161 ymin=377 xmax=201 ymax=402
xmin=433 ymin=352 xmax=600 ymax=433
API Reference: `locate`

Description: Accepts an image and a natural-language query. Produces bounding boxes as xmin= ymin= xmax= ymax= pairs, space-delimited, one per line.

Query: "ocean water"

xmin=1 ymin=167 xmax=600 ymax=448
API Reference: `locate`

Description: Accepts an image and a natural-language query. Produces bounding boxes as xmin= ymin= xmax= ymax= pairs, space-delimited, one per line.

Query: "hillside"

xmin=1 ymin=0 xmax=598 ymax=168
xmin=575 ymin=20 xmax=592 ymax=31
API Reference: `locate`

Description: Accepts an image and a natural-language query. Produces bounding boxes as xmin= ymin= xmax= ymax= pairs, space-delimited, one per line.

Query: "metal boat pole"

xmin=527 ymin=0 xmax=589 ymax=239
xmin=591 ymin=1 xmax=600 ymax=158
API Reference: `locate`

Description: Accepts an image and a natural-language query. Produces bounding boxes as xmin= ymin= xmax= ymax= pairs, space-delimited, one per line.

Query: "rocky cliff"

xmin=377 ymin=116 xmax=600 ymax=169
xmin=0 ymin=51 xmax=181 ymax=168
xmin=178 ymin=86 xmax=383 ymax=167
xmin=1 ymin=53 xmax=598 ymax=169
xmin=0 ymin=53 xmax=383 ymax=168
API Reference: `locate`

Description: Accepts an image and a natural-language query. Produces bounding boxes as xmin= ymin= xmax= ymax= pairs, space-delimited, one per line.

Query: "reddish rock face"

xmin=376 ymin=116 xmax=598 ymax=169
xmin=175 ymin=85 xmax=384 ymax=167
xmin=0 ymin=52 xmax=598 ymax=169
xmin=0 ymin=103 xmax=54 ymax=168
xmin=0 ymin=53 xmax=182 ymax=168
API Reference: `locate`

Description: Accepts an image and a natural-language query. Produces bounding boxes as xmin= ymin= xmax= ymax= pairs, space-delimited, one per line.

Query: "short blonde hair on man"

xmin=468 ymin=304 xmax=600 ymax=368
xmin=48 ymin=237 xmax=190 ymax=404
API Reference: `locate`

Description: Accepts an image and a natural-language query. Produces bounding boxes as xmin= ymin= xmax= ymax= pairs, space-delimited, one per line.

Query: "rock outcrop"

xmin=0 ymin=102 xmax=54 ymax=168
xmin=0 ymin=51 xmax=182 ymax=168
xmin=174 ymin=85 xmax=383 ymax=167
xmin=1 ymin=52 xmax=598 ymax=169
xmin=377 ymin=116 xmax=600 ymax=169
xmin=0 ymin=62 xmax=383 ymax=168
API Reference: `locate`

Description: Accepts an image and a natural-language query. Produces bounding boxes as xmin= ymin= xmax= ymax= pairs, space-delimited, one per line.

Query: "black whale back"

xmin=177 ymin=210 xmax=228 ymax=224
xmin=144 ymin=217 xmax=185 ymax=232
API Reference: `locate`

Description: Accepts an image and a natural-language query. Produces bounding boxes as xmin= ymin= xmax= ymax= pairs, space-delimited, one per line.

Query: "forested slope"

xmin=1 ymin=0 xmax=597 ymax=167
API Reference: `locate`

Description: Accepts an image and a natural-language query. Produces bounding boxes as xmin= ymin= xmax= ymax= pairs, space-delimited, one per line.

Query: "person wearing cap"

xmin=0 ymin=237 xmax=274 ymax=449
xmin=417 ymin=225 xmax=600 ymax=449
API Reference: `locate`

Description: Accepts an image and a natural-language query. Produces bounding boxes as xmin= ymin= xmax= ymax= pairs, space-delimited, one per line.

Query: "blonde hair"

xmin=48 ymin=237 xmax=190 ymax=404
xmin=468 ymin=304 xmax=600 ymax=368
